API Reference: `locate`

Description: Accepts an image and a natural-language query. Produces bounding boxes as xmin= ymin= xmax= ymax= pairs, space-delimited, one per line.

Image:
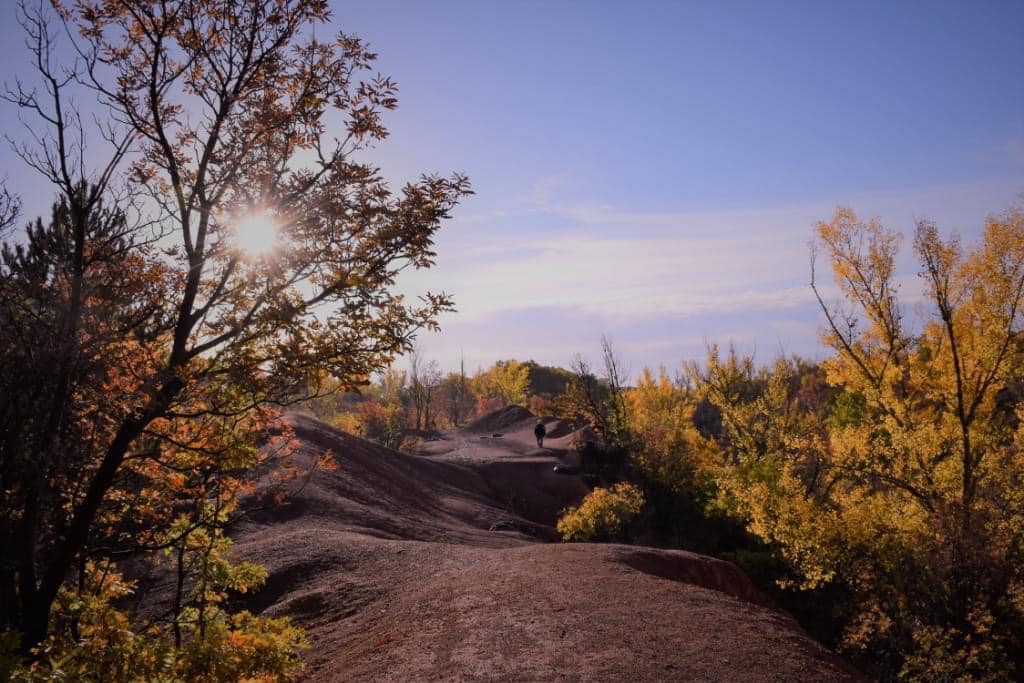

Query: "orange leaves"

xmin=2 ymin=0 xmax=468 ymax=665
xmin=315 ymin=450 xmax=338 ymax=472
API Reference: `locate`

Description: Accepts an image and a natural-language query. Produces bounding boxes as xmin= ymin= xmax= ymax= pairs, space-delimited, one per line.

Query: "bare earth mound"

xmin=465 ymin=405 xmax=535 ymax=433
xmin=231 ymin=411 xmax=863 ymax=681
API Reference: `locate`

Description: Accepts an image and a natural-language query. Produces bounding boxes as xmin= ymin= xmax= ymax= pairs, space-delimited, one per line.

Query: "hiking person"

xmin=534 ymin=420 xmax=547 ymax=448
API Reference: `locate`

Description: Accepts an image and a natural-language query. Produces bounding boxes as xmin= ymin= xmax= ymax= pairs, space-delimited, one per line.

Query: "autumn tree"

xmin=473 ymin=359 xmax=530 ymax=408
xmin=0 ymin=0 xmax=469 ymax=667
xmin=362 ymin=368 xmax=411 ymax=449
xmin=626 ymin=367 xmax=712 ymax=497
xmin=699 ymin=207 xmax=1024 ymax=678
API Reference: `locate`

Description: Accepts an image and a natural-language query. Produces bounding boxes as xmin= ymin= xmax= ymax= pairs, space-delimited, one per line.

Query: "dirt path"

xmin=230 ymin=412 xmax=864 ymax=681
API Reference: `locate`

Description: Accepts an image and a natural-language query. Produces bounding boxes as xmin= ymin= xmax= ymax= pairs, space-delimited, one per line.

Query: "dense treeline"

xmin=307 ymin=358 xmax=572 ymax=447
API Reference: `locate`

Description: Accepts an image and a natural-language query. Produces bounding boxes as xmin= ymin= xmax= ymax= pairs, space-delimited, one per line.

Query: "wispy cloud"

xmin=401 ymin=176 xmax=1023 ymax=370
xmin=410 ymin=231 xmax=815 ymax=320
xmin=410 ymin=190 xmax=841 ymax=323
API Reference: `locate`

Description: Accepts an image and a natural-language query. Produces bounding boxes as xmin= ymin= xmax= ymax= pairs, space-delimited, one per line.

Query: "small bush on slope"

xmin=558 ymin=483 xmax=645 ymax=542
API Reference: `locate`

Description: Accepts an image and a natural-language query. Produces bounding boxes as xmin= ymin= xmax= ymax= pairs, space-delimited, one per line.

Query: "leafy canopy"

xmin=0 ymin=0 xmax=469 ymax=671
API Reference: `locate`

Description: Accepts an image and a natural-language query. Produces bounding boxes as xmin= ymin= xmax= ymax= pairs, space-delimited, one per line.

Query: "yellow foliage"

xmin=326 ymin=411 xmax=361 ymax=435
xmin=701 ymin=205 xmax=1024 ymax=677
xmin=557 ymin=482 xmax=645 ymax=542
xmin=3 ymin=562 xmax=307 ymax=682
xmin=626 ymin=367 xmax=713 ymax=493
xmin=472 ymin=360 xmax=530 ymax=407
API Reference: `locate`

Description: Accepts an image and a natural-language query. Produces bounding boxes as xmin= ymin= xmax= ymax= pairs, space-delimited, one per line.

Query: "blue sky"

xmin=1 ymin=1 xmax=1022 ymax=375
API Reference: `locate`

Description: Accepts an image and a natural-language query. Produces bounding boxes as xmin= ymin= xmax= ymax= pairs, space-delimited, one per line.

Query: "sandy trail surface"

xmin=230 ymin=411 xmax=863 ymax=681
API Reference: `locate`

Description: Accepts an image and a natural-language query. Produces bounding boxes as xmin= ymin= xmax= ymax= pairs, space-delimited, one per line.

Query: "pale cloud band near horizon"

xmin=398 ymin=177 xmax=1021 ymax=371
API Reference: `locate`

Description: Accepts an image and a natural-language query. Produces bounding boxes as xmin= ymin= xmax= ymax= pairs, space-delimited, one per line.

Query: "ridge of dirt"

xmin=465 ymin=405 xmax=535 ymax=433
xmin=229 ymin=411 xmax=864 ymax=682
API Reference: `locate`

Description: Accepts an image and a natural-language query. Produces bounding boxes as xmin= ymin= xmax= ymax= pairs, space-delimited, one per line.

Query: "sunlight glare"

xmin=234 ymin=210 xmax=282 ymax=256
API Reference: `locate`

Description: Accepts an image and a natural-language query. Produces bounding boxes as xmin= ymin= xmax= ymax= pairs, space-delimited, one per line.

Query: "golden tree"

xmin=814 ymin=207 xmax=1024 ymax=676
xmin=707 ymin=206 xmax=1024 ymax=677
xmin=473 ymin=360 xmax=530 ymax=408
xmin=626 ymin=366 xmax=711 ymax=495
xmin=0 ymin=0 xmax=469 ymax=667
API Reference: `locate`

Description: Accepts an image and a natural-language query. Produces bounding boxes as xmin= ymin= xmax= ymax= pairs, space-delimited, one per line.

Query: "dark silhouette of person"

xmin=534 ymin=420 xmax=546 ymax=448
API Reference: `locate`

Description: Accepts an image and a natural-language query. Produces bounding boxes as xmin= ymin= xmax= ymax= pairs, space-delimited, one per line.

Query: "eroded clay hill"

xmin=230 ymin=410 xmax=863 ymax=681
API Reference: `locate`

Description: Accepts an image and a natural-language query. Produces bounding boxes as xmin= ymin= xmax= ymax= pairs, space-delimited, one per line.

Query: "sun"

xmin=233 ymin=209 xmax=282 ymax=256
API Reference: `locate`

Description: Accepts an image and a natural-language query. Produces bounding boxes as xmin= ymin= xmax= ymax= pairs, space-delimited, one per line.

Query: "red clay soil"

xmin=230 ymin=410 xmax=864 ymax=682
